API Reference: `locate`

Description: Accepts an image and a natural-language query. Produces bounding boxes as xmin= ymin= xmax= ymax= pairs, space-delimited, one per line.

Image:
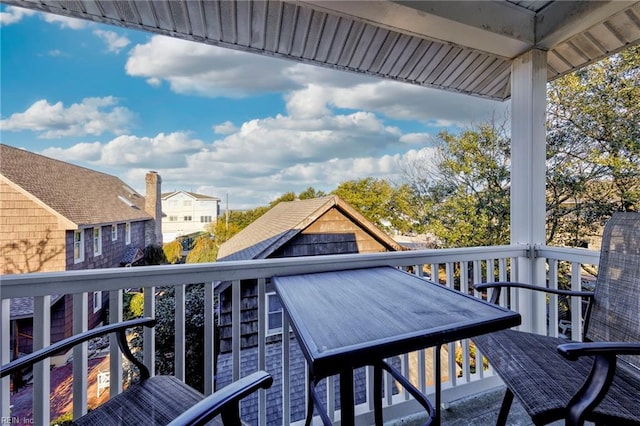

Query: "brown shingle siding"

xmin=0 ymin=144 xmax=153 ymax=226
xmin=0 ymin=181 xmax=66 ymax=274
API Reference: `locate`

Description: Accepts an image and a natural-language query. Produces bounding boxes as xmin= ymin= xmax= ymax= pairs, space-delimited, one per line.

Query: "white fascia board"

xmin=297 ymin=0 xmax=535 ymax=58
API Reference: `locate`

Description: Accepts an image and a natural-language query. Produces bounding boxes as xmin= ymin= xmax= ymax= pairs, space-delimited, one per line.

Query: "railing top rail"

xmin=537 ymin=245 xmax=600 ymax=264
xmin=1 ymin=245 xmax=525 ymax=299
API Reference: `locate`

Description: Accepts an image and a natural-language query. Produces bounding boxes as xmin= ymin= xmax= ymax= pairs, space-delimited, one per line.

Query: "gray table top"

xmin=273 ymin=266 xmax=521 ymax=377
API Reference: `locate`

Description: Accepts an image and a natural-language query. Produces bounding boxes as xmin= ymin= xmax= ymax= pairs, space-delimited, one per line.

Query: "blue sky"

xmin=1 ymin=4 xmax=508 ymax=209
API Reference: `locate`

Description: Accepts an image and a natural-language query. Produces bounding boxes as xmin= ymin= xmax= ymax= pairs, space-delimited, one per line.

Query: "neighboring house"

xmin=161 ymin=190 xmax=221 ymax=242
xmin=0 ymin=144 xmax=162 ymax=358
xmin=215 ymin=195 xmax=404 ymax=353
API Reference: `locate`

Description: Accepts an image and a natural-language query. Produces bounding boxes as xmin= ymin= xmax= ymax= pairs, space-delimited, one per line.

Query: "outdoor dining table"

xmin=272 ymin=266 xmax=521 ymax=426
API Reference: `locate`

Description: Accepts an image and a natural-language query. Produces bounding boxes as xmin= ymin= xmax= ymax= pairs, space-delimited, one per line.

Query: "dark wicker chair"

xmin=473 ymin=212 xmax=640 ymax=426
xmin=1 ymin=317 xmax=272 ymax=426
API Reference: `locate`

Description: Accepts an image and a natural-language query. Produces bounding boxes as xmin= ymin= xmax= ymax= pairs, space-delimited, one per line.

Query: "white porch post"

xmin=510 ymin=49 xmax=548 ymax=334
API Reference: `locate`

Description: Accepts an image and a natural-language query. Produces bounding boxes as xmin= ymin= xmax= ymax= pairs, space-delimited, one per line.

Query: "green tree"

xmin=332 ymin=178 xmax=414 ymax=233
xmin=546 ymin=45 xmax=640 ymax=245
xmin=403 ymin=120 xmax=511 ymax=248
xmin=163 ymin=240 xmax=183 ymax=264
xmin=299 ymin=187 xmax=326 ymax=199
xmin=185 ymin=235 xmax=217 ymax=263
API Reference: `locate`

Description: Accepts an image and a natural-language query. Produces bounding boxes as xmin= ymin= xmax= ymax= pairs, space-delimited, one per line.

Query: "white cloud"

xmin=0 ymin=6 xmax=36 ymax=25
xmin=41 ymin=142 xmax=103 ymax=162
xmin=399 ymin=133 xmax=433 ymax=144
xmin=42 ymin=132 xmax=205 ymax=170
xmin=213 ymin=121 xmax=238 ymax=135
xmin=126 ymin=36 xmax=299 ymax=97
xmin=0 ymin=97 xmax=135 ymax=138
xmin=42 ymin=13 xmax=87 ymax=29
xmin=94 ymin=29 xmax=130 ymax=54
xmin=125 ymin=35 xmax=507 ymax=126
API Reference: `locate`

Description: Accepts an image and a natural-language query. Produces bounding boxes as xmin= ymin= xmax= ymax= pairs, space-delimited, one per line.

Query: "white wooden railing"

xmin=0 ymin=245 xmax=599 ymax=425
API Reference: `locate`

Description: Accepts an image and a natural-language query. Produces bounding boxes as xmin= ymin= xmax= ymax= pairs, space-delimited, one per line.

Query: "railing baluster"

xmin=0 ymin=299 xmax=10 ymax=419
xmin=570 ymin=261 xmax=582 ymax=341
xmin=548 ymin=260 xmax=559 ymax=338
xmin=109 ymin=289 xmax=123 ymax=396
xmin=143 ymin=286 xmax=155 ymax=377
xmin=231 ymin=280 xmax=241 ymax=382
xmin=257 ymin=278 xmax=267 ymax=425
xmin=72 ymin=293 xmax=87 ymax=420
xmin=327 ymin=374 xmax=336 ymax=422
xmin=33 ymin=295 xmax=50 ymax=426
xmin=204 ymin=281 xmax=215 ymax=395
xmin=174 ymin=284 xmax=186 ymax=381
xmin=282 ymin=314 xmax=291 ymax=426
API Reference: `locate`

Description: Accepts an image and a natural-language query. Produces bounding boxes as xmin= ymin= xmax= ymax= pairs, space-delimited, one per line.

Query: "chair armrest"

xmin=556 ymin=342 xmax=640 ymax=425
xmin=1 ymin=317 xmax=155 ymax=379
xmin=558 ymin=342 xmax=640 ymax=360
xmin=167 ymin=371 xmax=273 ymax=426
xmin=474 ymin=282 xmax=594 ymax=304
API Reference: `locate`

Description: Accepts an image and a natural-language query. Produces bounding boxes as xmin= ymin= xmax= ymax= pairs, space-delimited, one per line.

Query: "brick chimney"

xmin=145 ymin=171 xmax=163 ymax=246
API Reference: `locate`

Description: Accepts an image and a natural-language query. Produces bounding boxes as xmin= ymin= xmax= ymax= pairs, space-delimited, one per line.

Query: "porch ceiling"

xmin=3 ymin=0 xmax=640 ymax=101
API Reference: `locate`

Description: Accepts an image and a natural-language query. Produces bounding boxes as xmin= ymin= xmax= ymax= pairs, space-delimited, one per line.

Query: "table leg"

xmin=373 ymin=363 xmax=383 ymax=426
xmin=434 ymin=344 xmax=442 ymax=426
xmin=305 ymin=377 xmax=314 ymax=426
xmin=340 ymin=368 xmax=355 ymax=424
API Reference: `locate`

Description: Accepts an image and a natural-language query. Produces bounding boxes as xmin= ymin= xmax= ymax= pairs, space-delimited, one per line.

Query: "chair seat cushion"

xmin=72 ymin=376 xmax=220 ymax=426
xmin=474 ymin=329 xmax=640 ymax=425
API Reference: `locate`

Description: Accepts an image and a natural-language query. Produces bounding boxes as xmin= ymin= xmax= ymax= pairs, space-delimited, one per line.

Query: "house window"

xmin=184 ymin=216 xmax=192 ymax=222
xmin=93 ymin=291 xmax=102 ymax=313
xmin=111 ymin=224 xmax=118 ymax=241
xmin=183 ymin=200 xmax=192 ymax=206
xmin=125 ymin=222 xmax=131 ymax=245
xmin=200 ymin=216 xmax=212 ymax=223
xmin=74 ymin=230 xmax=84 ymax=263
xmin=266 ymin=292 xmax=283 ymax=336
xmin=93 ymin=227 xmax=102 ymax=256
xmin=169 ymin=216 xmax=178 ymax=221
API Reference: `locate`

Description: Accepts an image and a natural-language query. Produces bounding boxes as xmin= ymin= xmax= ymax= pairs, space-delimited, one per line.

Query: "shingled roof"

xmin=0 ymin=144 xmax=152 ymax=228
xmin=217 ymin=195 xmax=403 ymax=261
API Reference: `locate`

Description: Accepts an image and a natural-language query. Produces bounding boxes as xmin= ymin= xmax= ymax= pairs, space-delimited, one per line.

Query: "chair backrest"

xmin=584 ymin=212 xmax=640 ymax=369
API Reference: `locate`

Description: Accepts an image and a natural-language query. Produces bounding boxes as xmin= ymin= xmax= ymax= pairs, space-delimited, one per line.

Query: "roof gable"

xmin=162 ymin=190 xmax=220 ymax=201
xmin=0 ymin=144 xmax=152 ymax=228
xmin=217 ymin=195 xmax=403 ymax=261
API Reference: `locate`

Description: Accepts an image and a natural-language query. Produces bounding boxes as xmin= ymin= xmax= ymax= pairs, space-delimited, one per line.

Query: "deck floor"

xmin=391 ymin=385 xmax=567 ymax=426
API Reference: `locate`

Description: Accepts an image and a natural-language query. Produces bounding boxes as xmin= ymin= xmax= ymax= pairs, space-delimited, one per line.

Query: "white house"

xmin=161 ymin=191 xmax=220 ymax=242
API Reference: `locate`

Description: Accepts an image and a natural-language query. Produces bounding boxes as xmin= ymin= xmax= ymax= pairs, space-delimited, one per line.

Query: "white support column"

xmin=510 ymin=48 xmax=548 ymax=334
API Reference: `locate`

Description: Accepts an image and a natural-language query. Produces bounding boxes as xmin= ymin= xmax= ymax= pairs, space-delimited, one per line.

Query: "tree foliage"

xmin=401 ymin=46 xmax=639 ymax=248
xmin=546 ymin=45 xmax=639 ymax=245
xmin=332 ymin=178 xmax=416 ymax=234
xmin=185 ymin=235 xmax=218 ymax=263
xmin=163 ymin=240 xmax=183 ymax=264
xmin=403 ymin=120 xmax=511 ymax=248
